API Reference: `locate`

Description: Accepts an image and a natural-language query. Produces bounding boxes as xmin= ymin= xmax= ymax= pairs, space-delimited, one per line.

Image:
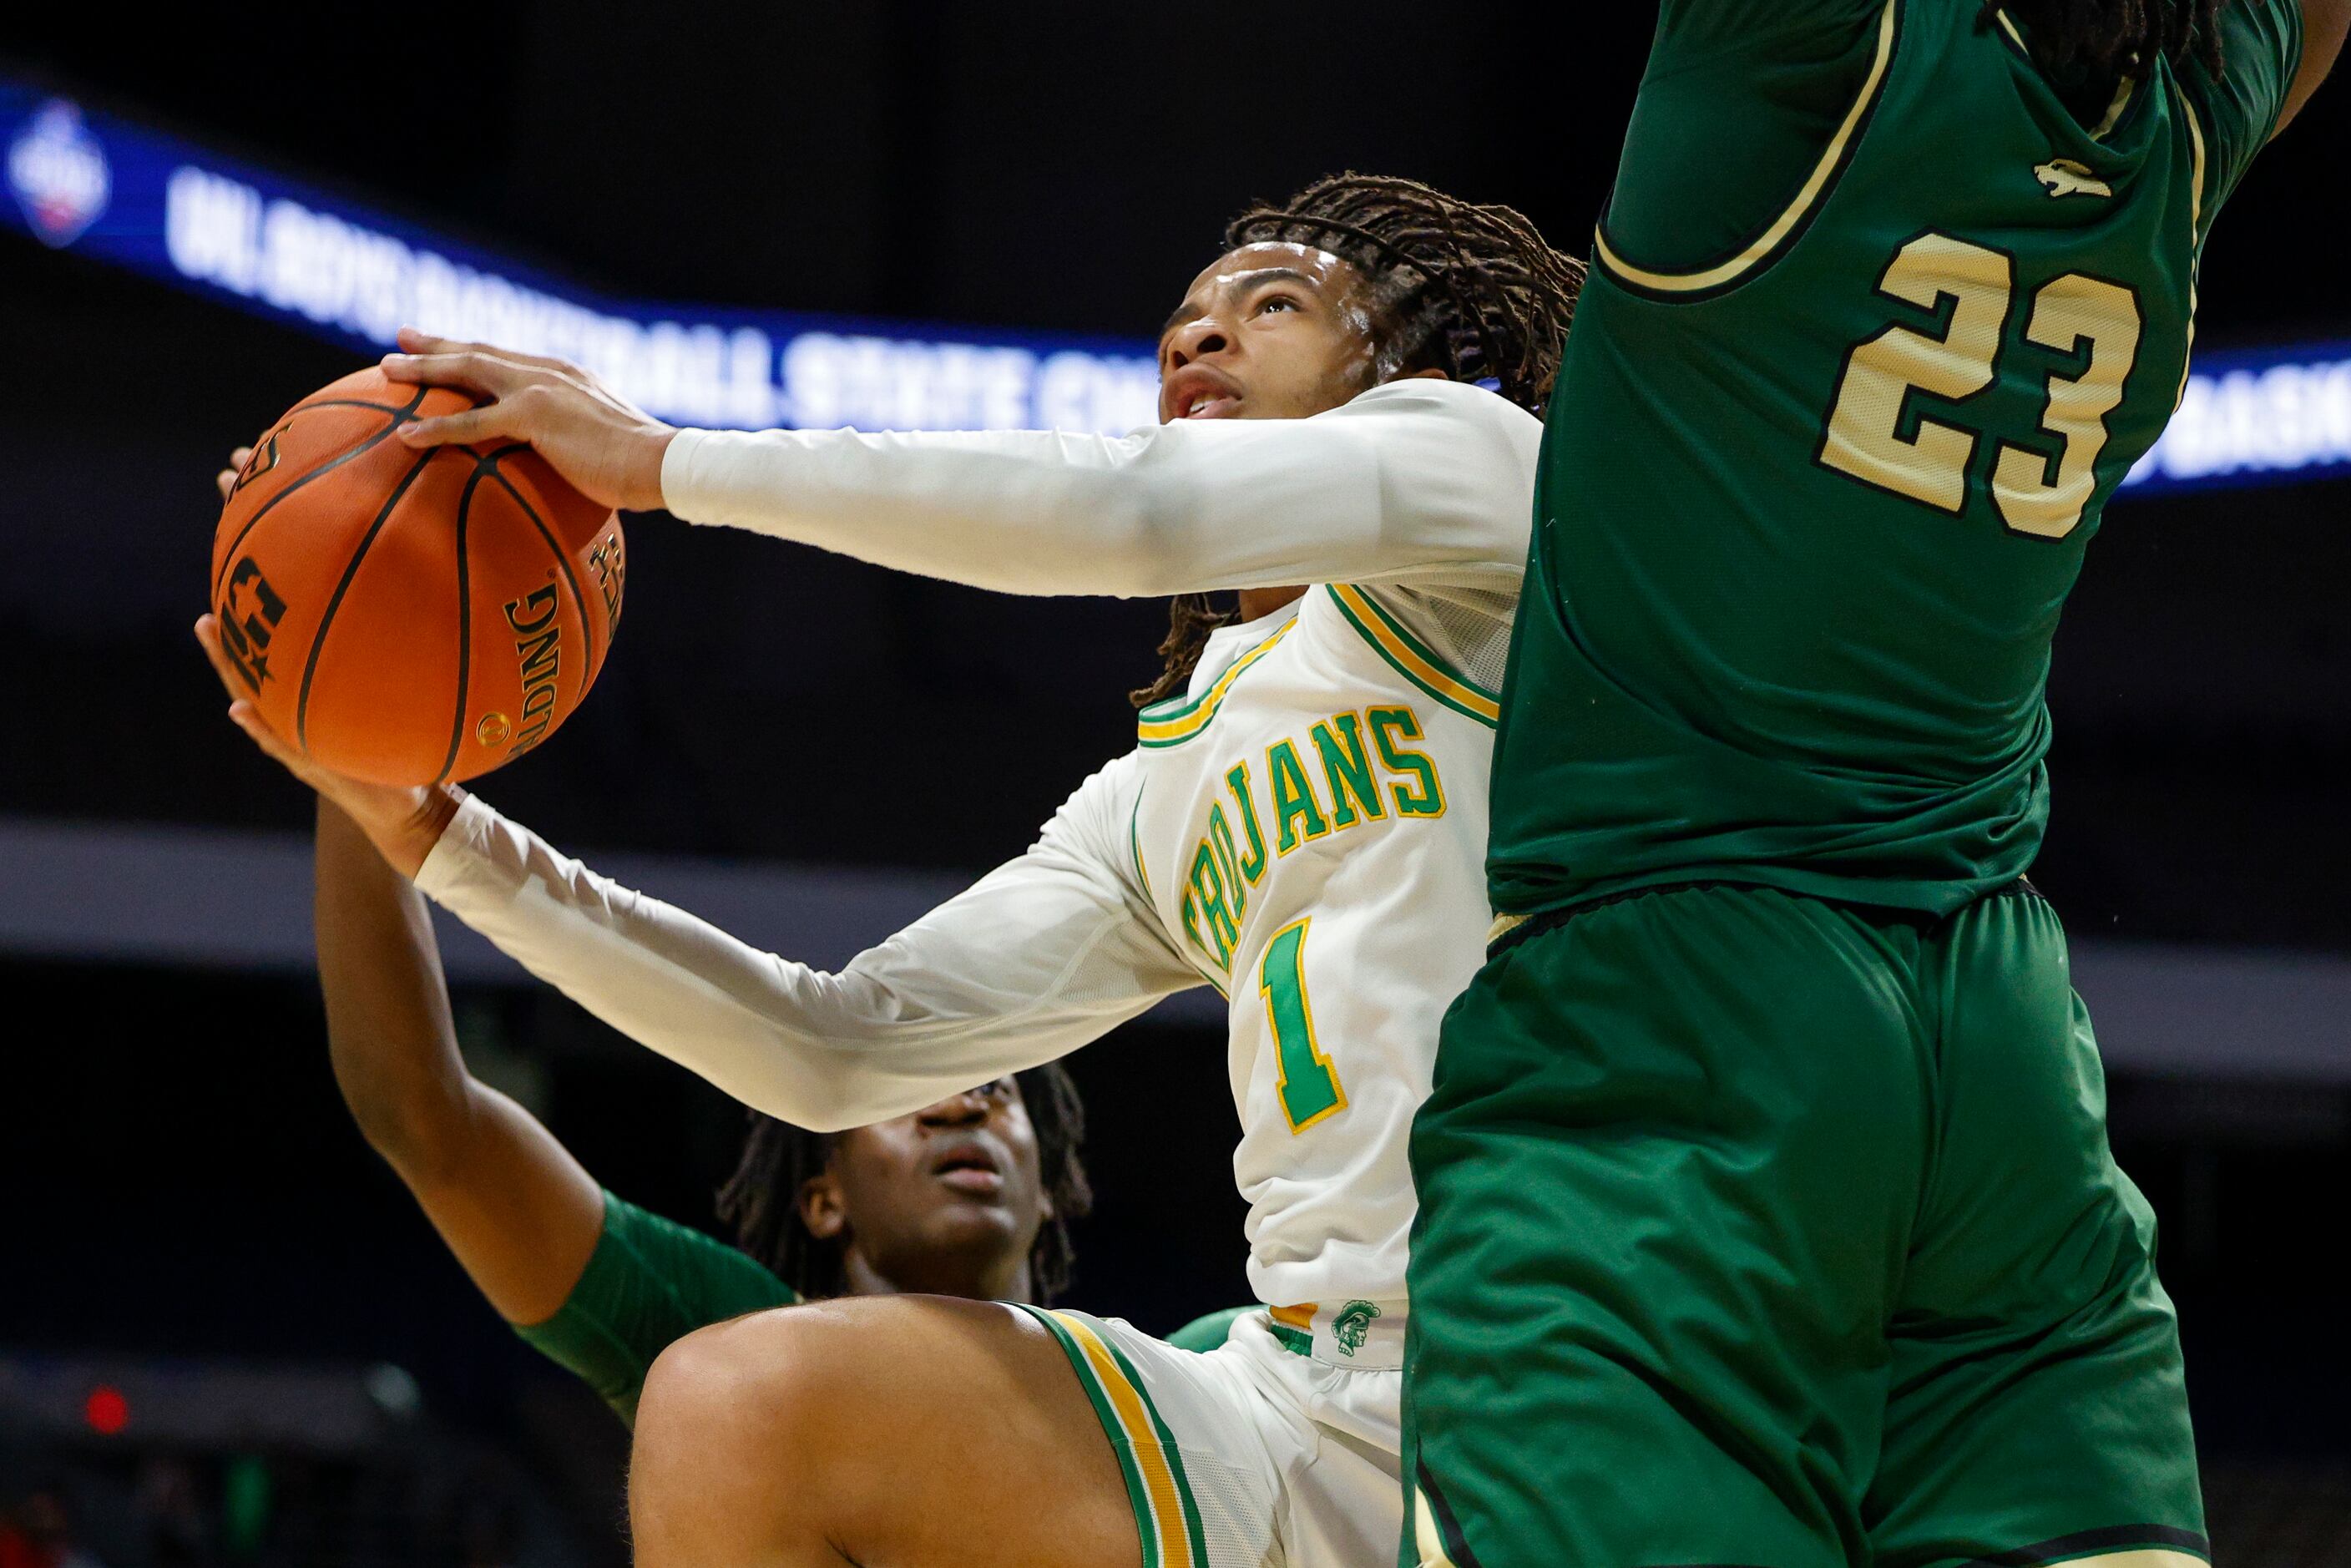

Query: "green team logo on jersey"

xmin=1334 ymin=1300 xmax=1382 ymax=1357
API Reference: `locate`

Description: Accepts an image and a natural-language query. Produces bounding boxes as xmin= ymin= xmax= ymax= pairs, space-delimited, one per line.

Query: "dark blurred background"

xmin=3 ymin=3 xmax=2348 ymax=1562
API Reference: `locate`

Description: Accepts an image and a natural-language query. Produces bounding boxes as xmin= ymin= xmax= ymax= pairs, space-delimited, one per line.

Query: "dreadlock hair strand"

xmin=1132 ymin=172 xmax=1587 ymax=707
xmin=1130 ymin=591 xmax=1240 ymax=710
xmin=715 ymin=1062 xmax=1095 ymax=1303
xmin=1984 ymin=0 xmax=2231 ymax=78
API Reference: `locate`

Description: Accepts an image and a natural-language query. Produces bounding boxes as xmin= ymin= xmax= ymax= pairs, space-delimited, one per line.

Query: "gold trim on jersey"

xmin=1414 ymin=1490 xmax=1464 ymax=1568
xmin=2089 ymin=73 xmax=2136 ymax=140
xmin=1326 ymin=585 xmax=1500 ymax=727
xmin=2174 ymin=91 xmax=2208 ymax=409
xmin=1593 ymin=0 xmax=1898 ymax=296
xmin=1136 ymin=621 xmax=1297 ymax=749
xmin=1019 ymin=1308 xmax=1207 ymax=1568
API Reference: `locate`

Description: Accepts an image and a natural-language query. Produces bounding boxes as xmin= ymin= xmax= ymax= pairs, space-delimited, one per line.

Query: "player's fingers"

xmin=396 ymin=402 xmax=521 ymax=448
xmin=396 ymin=326 xmax=577 ymax=377
xmin=379 ymin=348 xmax=535 ymax=402
xmin=225 ymin=700 xmax=308 ymax=772
xmin=215 ymin=447 xmax=255 ymax=503
xmin=395 ymin=326 xmax=470 ymax=356
xmin=194 ymin=615 xmax=250 ymax=701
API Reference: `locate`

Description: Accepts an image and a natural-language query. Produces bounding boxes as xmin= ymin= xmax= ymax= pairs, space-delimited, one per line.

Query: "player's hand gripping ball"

xmin=208 ymin=367 xmax=624 ymax=786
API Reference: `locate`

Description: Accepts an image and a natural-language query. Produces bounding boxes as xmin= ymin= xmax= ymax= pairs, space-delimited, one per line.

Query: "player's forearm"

xmin=413 ymin=797 xmax=1172 ymax=1131
xmin=314 ymin=799 xmax=483 ymax=1176
xmin=658 ymin=383 xmax=1529 ymax=598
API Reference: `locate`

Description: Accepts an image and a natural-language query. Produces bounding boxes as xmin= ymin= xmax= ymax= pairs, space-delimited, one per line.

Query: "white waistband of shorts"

xmin=1261 ymin=1298 xmax=1408 ymax=1370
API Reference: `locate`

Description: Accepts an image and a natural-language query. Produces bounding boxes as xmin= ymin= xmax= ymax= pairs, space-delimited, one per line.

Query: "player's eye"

xmin=1256 ymin=295 xmax=1300 ymax=316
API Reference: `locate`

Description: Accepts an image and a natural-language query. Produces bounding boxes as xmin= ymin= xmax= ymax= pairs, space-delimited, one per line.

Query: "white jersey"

xmin=1122 ymin=584 xmax=1499 ymax=1303
xmin=413 ymin=377 xmax=1540 ymax=1308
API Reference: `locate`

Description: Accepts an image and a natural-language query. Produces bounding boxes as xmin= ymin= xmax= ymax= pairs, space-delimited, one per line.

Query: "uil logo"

xmin=2035 ymin=158 xmax=2113 ymax=200
xmin=586 ymin=529 xmax=624 ymax=636
xmin=8 ymin=100 xmax=111 ymax=248
xmin=1333 ymin=1300 xmax=1382 ymax=1358
xmin=216 ymin=557 xmax=288 ymax=692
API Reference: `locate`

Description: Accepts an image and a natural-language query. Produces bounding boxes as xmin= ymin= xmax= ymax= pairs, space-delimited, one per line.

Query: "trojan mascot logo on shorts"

xmin=8 ymin=100 xmax=111 ymax=248
xmin=1334 ymin=1300 xmax=1382 ymax=1358
xmin=216 ymin=557 xmax=289 ymax=692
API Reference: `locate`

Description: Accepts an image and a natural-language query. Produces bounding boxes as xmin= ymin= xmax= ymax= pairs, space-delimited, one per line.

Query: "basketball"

xmin=208 ymin=367 xmax=624 ymax=787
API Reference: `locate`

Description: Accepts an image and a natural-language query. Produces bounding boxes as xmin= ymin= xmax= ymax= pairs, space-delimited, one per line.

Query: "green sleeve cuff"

xmin=513 ymin=1191 xmax=797 ymax=1426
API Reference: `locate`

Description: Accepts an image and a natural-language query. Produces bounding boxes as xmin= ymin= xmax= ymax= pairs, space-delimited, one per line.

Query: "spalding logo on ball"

xmin=210 ymin=366 xmax=624 ymax=787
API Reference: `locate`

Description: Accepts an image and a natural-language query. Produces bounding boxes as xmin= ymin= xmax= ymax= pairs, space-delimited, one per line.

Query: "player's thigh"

xmin=1868 ymin=890 xmax=2202 ymax=1567
xmin=1406 ymin=885 xmax=1930 ymax=1566
xmin=629 ymin=1295 xmax=1140 ymax=1568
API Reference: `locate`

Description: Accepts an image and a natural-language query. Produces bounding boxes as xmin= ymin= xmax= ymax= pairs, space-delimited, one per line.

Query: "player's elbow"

xmin=726 ymin=1039 xmax=868 ymax=1135
xmin=1085 ymin=474 xmax=1208 ymax=598
xmin=337 ymin=1077 xmax=473 ymax=1186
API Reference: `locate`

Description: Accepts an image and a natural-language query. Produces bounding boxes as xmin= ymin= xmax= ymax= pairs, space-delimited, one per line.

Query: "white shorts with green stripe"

xmin=1015 ymin=1302 xmax=1404 ymax=1568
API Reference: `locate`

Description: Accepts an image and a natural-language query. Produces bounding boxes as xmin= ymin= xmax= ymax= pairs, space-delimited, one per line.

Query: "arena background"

xmin=4 ymin=4 xmax=2348 ymax=1561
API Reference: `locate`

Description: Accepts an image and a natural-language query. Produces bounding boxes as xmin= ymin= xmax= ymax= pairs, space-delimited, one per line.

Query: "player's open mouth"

xmin=1165 ymin=366 xmax=1242 ymax=422
xmin=931 ymin=1144 xmax=1006 ymax=1196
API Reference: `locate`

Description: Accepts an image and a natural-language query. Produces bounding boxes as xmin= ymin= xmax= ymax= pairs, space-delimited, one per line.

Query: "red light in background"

xmin=83 ymin=1385 xmax=129 ymax=1435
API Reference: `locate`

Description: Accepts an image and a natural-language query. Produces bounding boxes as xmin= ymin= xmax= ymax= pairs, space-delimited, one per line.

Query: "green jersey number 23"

xmin=1818 ymin=231 xmax=2146 ymax=540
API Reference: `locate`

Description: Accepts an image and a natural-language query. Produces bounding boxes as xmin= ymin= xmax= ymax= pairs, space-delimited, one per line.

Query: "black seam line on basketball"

xmin=213 ymin=417 xmax=407 ymax=599
xmin=296 ymin=448 xmax=439 ymax=752
xmin=1412 ymin=1459 xmax=1487 ymax=1568
xmin=1964 ymin=1525 xmax=2210 ymax=1567
xmin=211 ymin=382 xmax=432 ymax=596
xmin=436 ymin=466 xmax=488 ymax=786
xmin=284 ymin=398 xmax=416 ymax=416
xmin=482 ymin=455 xmax=596 ymax=703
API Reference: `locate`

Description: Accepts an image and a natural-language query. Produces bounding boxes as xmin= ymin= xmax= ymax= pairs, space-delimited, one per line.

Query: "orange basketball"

xmin=210 ymin=367 xmax=624 ymax=787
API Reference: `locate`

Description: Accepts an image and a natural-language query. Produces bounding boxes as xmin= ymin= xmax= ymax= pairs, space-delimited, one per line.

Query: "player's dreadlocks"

xmin=1984 ymin=0 xmax=2232 ymax=78
xmin=715 ymin=1064 xmax=1094 ymax=1302
xmin=1131 ymin=173 xmax=1585 ymax=710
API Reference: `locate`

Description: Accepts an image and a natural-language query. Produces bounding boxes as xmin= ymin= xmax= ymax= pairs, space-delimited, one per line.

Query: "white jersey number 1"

xmin=1261 ymin=917 xmax=1347 ymax=1132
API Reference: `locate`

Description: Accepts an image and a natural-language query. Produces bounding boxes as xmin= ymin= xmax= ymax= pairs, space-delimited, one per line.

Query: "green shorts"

xmin=1402 ymin=882 xmax=2202 ymax=1568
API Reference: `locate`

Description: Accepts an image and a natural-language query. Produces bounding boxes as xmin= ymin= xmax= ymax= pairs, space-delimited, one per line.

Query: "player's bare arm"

xmin=312 ymin=795 xmax=604 ymax=1323
xmin=2282 ymin=0 xmax=2349 ymax=131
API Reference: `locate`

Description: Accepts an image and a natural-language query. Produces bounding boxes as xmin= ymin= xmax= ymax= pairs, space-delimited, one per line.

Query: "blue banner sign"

xmin=8 ymin=78 xmax=2348 ymax=493
xmin=2125 ymin=340 xmax=2351 ymax=494
xmin=4 ymin=83 xmax=1160 ymax=436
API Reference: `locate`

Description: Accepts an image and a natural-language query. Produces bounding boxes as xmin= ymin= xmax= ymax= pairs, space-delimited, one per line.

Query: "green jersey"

xmin=515 ymin=1191 xmax=1251 ymax=1424
xmin=1489 ymin=0 xmax=2305 ymax=917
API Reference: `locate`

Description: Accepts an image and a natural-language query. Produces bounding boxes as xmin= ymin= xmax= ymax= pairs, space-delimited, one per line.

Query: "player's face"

xmin=1157 ymin=243 xmax=1382 ymax=425
xmin=806 ymin=1078 xmax=1049 ymax=1297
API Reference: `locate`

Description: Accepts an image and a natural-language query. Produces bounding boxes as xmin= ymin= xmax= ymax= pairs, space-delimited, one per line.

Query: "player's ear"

xmin=798 ymin=1171 xmax=849 ymax=1242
